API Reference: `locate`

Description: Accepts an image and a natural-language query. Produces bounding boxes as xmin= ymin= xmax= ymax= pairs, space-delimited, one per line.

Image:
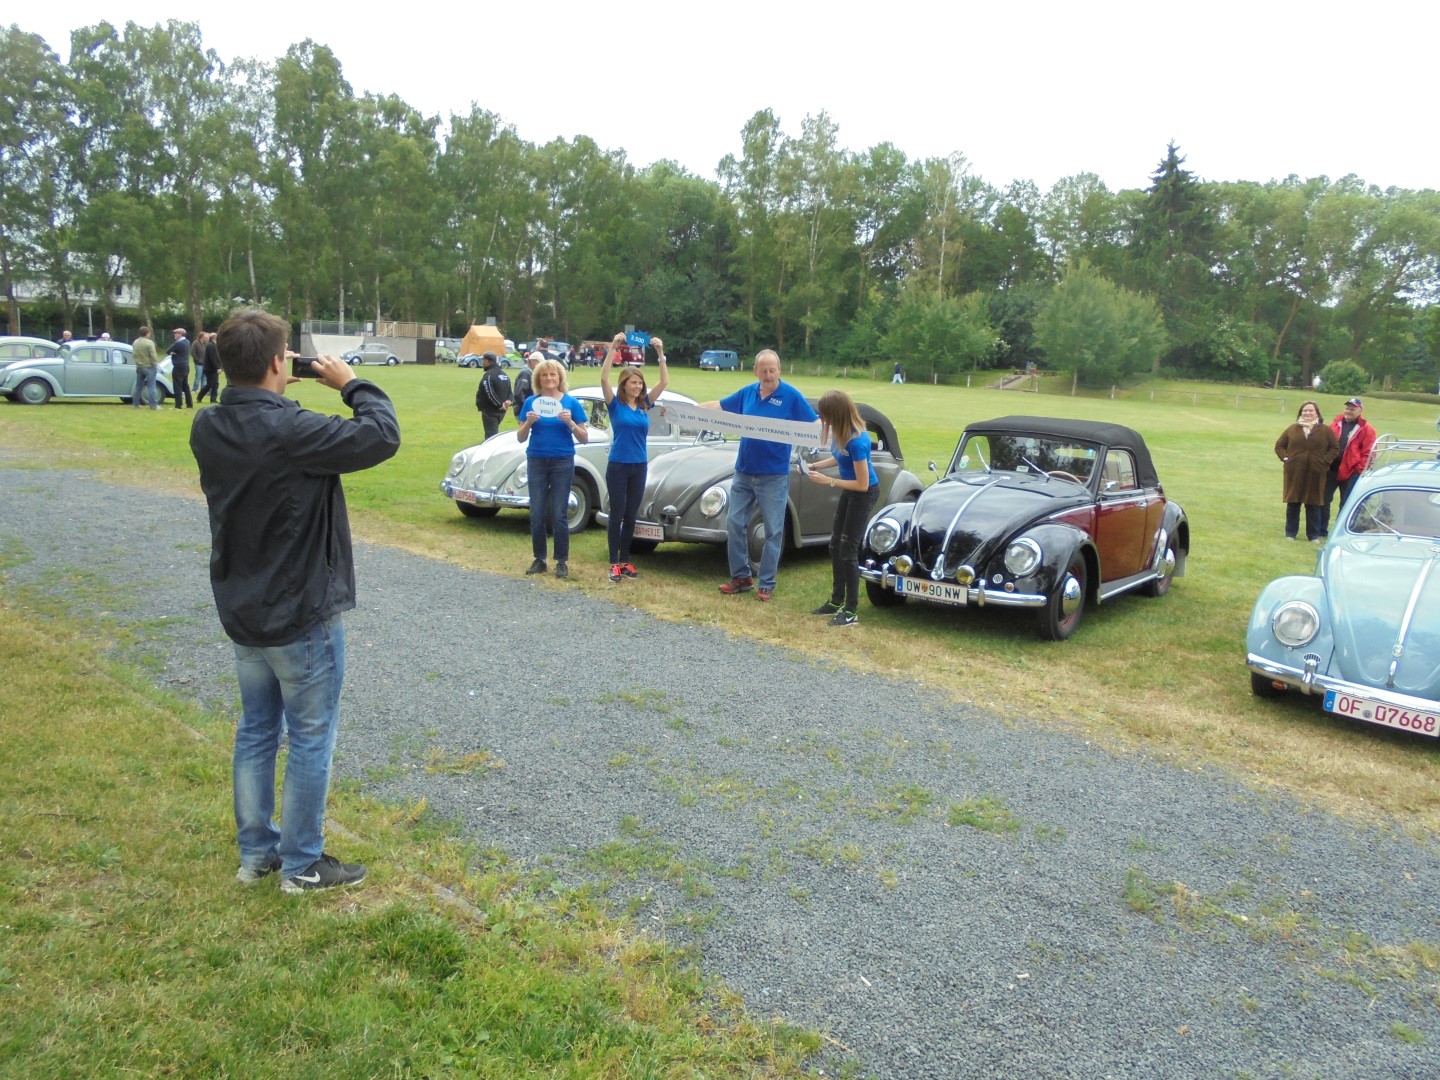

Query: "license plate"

xmin=1324 ymin=690 xmax=1440 ymax=737
xmin=452 ymin=487 xmax=478 ymax=505
xmin=634 ymin=521 xmax=663 ymax=541
xmin=898 ymin=577 xmax=969 ymax=606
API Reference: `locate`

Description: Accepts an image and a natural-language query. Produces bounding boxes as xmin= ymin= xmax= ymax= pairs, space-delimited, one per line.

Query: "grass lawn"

xmin=4 ymin=365 xmax=1440 ymax=834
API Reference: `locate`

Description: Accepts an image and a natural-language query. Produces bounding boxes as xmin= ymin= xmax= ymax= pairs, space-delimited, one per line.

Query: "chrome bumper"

xmin=440 ymin=481 xmax=530 ymax=510
xmin=1246 ymin=653 xmax=1440 ymax=712
xmin=858 ymin=564 xmax=1047 ymax=610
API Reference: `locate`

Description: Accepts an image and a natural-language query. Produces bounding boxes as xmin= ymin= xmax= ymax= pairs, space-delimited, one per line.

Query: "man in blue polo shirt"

xmin=703 ymin=349 xmax=818 ymax=602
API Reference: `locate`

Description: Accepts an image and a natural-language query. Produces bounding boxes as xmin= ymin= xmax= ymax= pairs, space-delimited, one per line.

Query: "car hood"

xmin=907 ymin=473 xmax=1091 ymax=573
xmin=450 ymin=434 xmax=528 ymax=487
xmin=642 ymin=442 xmax=739 ymax=509
xmin=0 ymin=357 xmax=58 ymax=376
xmin=1322 ymin=537 xmax=1440 ymax=698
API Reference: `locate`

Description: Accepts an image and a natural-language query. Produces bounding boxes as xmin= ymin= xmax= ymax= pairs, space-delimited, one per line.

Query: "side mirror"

xmin=927 ymin=460 xmax=938 ymax=473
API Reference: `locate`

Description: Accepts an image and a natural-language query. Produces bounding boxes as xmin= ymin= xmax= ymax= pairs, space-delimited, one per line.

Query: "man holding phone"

xmin=191 ymin=311 xmax=401 ymax=893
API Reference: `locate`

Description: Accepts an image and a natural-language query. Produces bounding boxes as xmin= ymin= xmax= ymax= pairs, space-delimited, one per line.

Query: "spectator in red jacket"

xmin=1321 ymin=397 xmax=1377 ymax=536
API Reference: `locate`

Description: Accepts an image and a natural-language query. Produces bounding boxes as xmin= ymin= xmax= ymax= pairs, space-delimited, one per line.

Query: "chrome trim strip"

xmin=1389 ymin=555 xmax=1438 ymax=688
xmin=860 ymin=565 xmax=1046 ymax=610
xmin=933 ymin=478 xmax=999 ymax=581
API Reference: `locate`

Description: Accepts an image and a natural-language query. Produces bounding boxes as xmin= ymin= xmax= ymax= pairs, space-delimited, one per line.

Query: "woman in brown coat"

xmin=1275 ymin=400 xmax=1339 ymax=542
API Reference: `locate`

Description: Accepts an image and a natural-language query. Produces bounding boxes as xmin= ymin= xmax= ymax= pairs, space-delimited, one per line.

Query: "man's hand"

xmin=311 ymin=354 xmax=357 ymax=390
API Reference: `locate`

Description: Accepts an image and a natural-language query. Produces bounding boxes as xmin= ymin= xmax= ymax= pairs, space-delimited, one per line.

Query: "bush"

xmin=1316 ymin=360 xmax=1368 ymax=397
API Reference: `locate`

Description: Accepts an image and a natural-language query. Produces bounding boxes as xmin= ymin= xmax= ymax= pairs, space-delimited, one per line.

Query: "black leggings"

xmin=606 ymin=460 xmax=647 ymax=564
xmin=830 ymin=484 xmax=879 ymax=612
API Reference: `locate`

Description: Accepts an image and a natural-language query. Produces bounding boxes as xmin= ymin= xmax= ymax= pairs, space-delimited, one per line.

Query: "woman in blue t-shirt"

xmin=600 ymin=333 xmax=669 ymax=582
xmin=804 ymin=389 xmax=880 ymax=627
xmin=516 ymin=358 xmax=588 ymax=579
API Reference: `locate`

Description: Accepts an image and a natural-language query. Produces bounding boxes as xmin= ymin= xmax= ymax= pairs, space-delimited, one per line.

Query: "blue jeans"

xmin=727 ymin=470 xmax=789 ymax=590
xmin=232 ymin=615 xmax=345 ymax=878
xmin=132 ymin=365 xmax=158 ymax=407
xmin=528 ymin=456 xmax=574 ymax=561
xmin=606 ymin=459 xmax=647 ymax=563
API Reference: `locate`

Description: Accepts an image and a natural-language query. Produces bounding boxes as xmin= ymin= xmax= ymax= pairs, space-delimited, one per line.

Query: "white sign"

xmin=531 ymin=396 xmax=562 ymax=418
xmin=659 ymin=402 xmax=821 ymax=448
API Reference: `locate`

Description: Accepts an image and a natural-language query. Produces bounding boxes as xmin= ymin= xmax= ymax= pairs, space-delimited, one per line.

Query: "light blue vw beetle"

xmin=1247 ymin=437 xmax=1440 ymax=737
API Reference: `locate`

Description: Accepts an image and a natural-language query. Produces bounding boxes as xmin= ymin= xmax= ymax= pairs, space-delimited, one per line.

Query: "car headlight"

xmin=869 ymin=517 xmax=902 ymax=554
xmin=699 ymin=485 xmax=727 ymax=518
xmin=515 ymin=461 xmax=528 ymax=489
xmin=447 ymin=453 xmax=467 ymax=480
xmin=1003 ymin=538 xmax=1042 ymax=577
xmin=1271 ymin=601 xmax=1320 ymax=647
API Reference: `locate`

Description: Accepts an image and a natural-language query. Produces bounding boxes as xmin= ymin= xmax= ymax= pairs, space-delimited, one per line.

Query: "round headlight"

xmin=447 ymin=453 xmax=467 ymax=479
xmin=869 ymin=517 xmax=901 ymax=554
xmin=1004 ymin=538 xmax=1042 ymax=577
xmin=1271 ymin=601 xmax=1320 ymax=647
xmin=515 ymin=461 xmax=528 ymax=488
xmin=699 ymin=485 xmax=727 ymax=518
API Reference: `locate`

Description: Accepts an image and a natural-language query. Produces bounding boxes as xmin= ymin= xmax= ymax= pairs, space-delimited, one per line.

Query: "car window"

xmin=1101 ymin=450 xmax=1138 ymax=491
xmin=69 ymin=346 xmax=108 ymax=364
xmin=0 ymin=343 xmax=38 ymax=359
xmin=587 ymin=401 xmax=611 ymax=431
xmin=952 ymin=433 xmax=1098 ymax=482
xmin=866 ymin=420 xmax=889 ymax=455
xmin=1348 ymin=489 xmax=1440 ymax=539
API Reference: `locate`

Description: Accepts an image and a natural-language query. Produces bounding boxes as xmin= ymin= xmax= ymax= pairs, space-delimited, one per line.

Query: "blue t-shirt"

xmin=522 ymin=393 xmax=587 ymax=457
xmin=719 ymin=380 xmax=818 ymax=475
xmin=834 ymin=432 xmax=878 ymax=487
xmin=608 ymin=399 xmax=650 ymax=465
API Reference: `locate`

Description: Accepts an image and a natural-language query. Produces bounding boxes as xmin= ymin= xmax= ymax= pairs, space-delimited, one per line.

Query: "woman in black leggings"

xmin=804 ymin=389 xmax=879 ymax=627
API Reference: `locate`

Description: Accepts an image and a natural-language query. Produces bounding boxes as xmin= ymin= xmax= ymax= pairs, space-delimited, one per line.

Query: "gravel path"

xmin=5 ymin=459 xmax=1440 ymax=1078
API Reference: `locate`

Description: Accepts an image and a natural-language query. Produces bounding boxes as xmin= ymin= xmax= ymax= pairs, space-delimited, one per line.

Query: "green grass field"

xmin=4 ymin=365 xmax=1440 ymax=831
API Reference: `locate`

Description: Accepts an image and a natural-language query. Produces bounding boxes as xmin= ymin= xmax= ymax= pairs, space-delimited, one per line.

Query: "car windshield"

xmin=1346 ymin=488 xmax=1440 ymax=540
xmin=949 ymin=432 xmax=1099 ymax=483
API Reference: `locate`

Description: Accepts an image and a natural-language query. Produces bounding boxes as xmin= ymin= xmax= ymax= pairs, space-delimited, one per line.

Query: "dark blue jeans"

xmin=830 ymin=485 xmax=879 ymax=611
xmin=528 ymin=456 xmax=574 ymax=561
xmin=606 ymin=460 xmax=647 ymax=564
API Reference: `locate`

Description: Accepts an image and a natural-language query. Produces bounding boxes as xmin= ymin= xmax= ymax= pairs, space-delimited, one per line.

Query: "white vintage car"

xmin=439 ymin=387 xmax=705 ymax=532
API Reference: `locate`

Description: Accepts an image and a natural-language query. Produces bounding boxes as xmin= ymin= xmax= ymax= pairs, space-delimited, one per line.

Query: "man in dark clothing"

xmin=197 ymin=332 xmax=221 ymax=404
xmin=168 ymin=327 xmax=194 ymax=408
xmin=190 ymin=309 xmax=400 ymax=893
xmin=474 ymin=352 xmax=512 ymax=440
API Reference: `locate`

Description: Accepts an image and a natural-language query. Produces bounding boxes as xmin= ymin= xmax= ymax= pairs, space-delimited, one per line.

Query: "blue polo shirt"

xmin=835 ymin=432 xmax=878 ymax=487
xmin=608 ymin=399 xmax=650 ymax=464
xmin=521 ymin=393 xmax=587 ymax=457
xmin=719 ymin=380 xmax=818 ymax=475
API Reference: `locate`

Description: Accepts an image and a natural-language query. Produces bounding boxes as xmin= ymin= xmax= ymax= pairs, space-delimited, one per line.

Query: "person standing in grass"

xmin=599 ymin=332 xmax=669 ymax=583
xmin=1274 ymin=401 xmax=1338 ymax=542
xmin=131 ymin=325 xmax=160 ymax=409
xmin=516 ymin=357 xmax=588 ymax=579
xmin=804 ymin=389 xmax=879 ymax=626
xmin=191 ymin=309 xmax=400 ymax=893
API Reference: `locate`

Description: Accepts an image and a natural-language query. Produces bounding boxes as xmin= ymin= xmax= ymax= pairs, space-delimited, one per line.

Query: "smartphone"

xmin=291 ymin=356 xmax=320 ymax=378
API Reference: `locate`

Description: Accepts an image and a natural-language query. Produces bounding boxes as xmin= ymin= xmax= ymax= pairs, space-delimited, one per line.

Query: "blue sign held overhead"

xmin=625 ymin=330 xmax=649 ymax=349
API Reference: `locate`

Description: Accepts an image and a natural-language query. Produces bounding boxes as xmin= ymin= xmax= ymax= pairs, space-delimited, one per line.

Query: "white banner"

xmin=658 ymin=402 xmax=822 ymax=448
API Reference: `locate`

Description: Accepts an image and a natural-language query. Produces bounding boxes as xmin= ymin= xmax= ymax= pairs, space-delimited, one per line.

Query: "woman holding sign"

xmin=600 ymin=333 xmax=669 ymax=583
xmin=803 ymin=389 xmax=879 ymax=627
xmin=516 ymin=358 xmax=588 ymax=578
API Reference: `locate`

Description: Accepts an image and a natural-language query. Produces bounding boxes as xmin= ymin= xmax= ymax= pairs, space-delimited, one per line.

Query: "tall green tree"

xmin=1035 ymin=261 xmax=1168 ymax=390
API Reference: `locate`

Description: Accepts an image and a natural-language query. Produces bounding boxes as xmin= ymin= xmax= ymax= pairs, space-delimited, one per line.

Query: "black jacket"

xmin=476 ymin=366 xmax=511 ymax=412
xmin=512 ymin=367 xmax=533 ymax=419
xmin=190 ymin=380 xmax=401 ymax=647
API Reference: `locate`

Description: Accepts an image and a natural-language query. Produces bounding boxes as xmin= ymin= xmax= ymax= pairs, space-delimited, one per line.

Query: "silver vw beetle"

xmin=1 ymin=340 xmax=175 ymax=405
xmin=440 ymin=387 xmax=701 ymax=533
xmin=1247 ymin=436 xmax=1440 ymax=737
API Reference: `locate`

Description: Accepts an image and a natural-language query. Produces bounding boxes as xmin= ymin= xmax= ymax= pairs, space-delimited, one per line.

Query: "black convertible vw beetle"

xmin=859 ymin=415 xmax=1189 ymax=640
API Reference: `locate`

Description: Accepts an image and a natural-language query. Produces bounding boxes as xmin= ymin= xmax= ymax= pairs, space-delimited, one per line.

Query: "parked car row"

xmin=0 ymin=337 xmax=175 ymax=405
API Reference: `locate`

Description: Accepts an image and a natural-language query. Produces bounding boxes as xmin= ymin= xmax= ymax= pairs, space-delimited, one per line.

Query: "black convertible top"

xmin=963 ymin=415 xmax=1159 ymax=488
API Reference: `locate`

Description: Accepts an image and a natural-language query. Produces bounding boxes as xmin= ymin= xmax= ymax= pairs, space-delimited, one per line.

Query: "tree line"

xmin=2 ymin=20 xmax=1438 ymax=388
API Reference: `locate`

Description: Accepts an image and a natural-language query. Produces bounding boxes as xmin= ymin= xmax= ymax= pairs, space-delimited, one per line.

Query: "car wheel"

xmin=456 ymin=501 xmax=499 ymax=519
xmin=1250 ymin=672 xmax=1283 ymax=698
xmin=866 ymin=580 xmax=906 ymax=608
xmin=386 ymin=357 xmax=398 ymax=366
xmin=16 ymin=378 xmax=52 ymax=405
xmin=1037 ymin=553 xmax=1086 ymax=641
xmin=565 ymin=478 xmax=593 ymax=533
xmin=747 ymin=512 xmax=789 ymax=566
xmin=1142 ymin=539 xmax=1178 ymax=597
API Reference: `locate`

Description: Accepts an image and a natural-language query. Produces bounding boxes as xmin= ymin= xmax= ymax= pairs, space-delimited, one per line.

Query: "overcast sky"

xmin=18 ymin=1 xmax=1437 ymax=194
